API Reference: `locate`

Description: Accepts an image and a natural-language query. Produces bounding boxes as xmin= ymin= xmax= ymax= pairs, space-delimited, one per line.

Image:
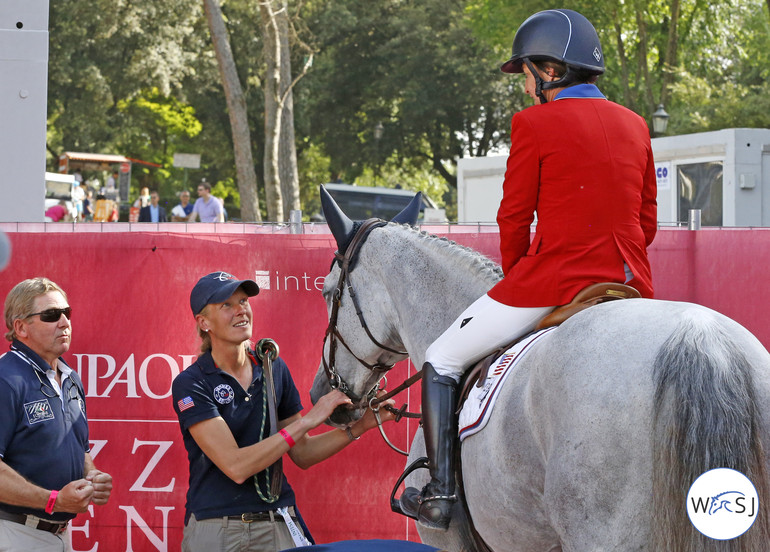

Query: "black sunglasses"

xmin=25 ymin=307 xmax=72 ymax=323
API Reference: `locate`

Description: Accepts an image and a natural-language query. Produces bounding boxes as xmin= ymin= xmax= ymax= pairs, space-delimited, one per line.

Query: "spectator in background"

xmin=103 ymin=172 xmax=117 ymax=200
xmin=82 ymin=188 xmax=94 ymax=222
xmin=44 ymin=201 xmax=69 ymax=223
xmin=138 ymin=190 xmax=167 ymax=223
xmin=71 ymin=182 xmax=85 ymax=222
xmin=133 ymin=187 xmax=151 ymax=209
xmin=171 ymin=190 xmax=194 ymax=222
xmin=105 ymin=171 xmax=117 ymax=191
xmin=188 ymin=181 xmax=224 ymax=223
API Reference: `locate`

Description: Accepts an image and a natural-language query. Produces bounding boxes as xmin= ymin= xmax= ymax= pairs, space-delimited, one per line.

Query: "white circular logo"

xmin=687 ymin=468 xmax=758 ymax=540
xmin=213 ymin=384 xmax=235 ymax=404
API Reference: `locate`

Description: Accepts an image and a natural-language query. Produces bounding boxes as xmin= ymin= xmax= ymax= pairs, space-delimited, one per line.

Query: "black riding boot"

xmin=398 ymin=362 xmax=458 ymax=529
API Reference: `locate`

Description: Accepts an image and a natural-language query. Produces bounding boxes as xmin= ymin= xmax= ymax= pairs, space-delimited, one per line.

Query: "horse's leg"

xmin=460 ymin=362 xmax=563 ymax=552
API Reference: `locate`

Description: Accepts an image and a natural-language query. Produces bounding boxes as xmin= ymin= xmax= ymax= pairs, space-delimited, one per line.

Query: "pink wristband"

xmin=279 ymin=428 xmax=295 ymax=448
xmin=45 ymin=490 xmax=58 ymax=514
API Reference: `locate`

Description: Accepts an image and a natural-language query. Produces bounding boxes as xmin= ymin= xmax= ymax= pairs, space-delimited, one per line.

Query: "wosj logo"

xmin=687 ymin=468 xmax=759 ymax=540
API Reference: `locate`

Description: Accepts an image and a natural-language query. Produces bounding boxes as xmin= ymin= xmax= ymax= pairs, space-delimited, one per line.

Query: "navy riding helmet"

xmin=500 ymin=9 xmax=604 ymax=104
xmin=501 ymin=9 xmax=605 ymax=75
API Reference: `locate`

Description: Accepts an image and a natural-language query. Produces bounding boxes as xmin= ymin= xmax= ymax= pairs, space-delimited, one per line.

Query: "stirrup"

xmin=390 ymin=457 xmax=429 ymax=518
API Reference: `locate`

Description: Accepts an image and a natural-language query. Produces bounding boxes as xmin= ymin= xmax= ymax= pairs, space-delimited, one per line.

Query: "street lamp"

xmin=374 ymin=121 xmax=384 ymax=141
xmin=652 ymin=104 xmax=670 ymax=136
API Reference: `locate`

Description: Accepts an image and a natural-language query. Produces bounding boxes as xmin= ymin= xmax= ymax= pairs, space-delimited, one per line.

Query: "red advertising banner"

xmin=0 ymin=224 xmax=768 ymax=551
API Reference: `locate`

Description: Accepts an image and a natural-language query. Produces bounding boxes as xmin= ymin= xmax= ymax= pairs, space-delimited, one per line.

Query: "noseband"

xmin=322 ymin=219 xmax=409 ymax=406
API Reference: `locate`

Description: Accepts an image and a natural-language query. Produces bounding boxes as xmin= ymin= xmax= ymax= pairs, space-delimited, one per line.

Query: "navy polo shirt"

xmin=171 ymin=349 xmax=303 ymax=522
xmin=0 ymin=341 xmax=89 ymax=522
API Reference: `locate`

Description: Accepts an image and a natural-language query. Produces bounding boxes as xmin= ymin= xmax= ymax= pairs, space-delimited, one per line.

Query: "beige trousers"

xmin=0 ymin=519 xmax=68 ymax=552
xmin=182 ymin=511 xmax=308 ymax=552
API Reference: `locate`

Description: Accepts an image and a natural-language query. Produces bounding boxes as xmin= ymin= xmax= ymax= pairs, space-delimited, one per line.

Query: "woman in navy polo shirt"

xmin=172 ymin=271 xmax=395 ymax=551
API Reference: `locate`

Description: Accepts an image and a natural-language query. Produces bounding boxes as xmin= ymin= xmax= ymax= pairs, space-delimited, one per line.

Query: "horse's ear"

xmin=391 ymin=192 xmax=422 ymax=226
xmin=320 ymin=185 xmax=355 ymax=253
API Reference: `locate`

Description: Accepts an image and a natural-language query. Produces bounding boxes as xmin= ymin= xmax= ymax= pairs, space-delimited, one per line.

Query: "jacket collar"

xmin=10 ymin=339 xmax=68 ymax=374
xmin=554 ymin=83 xmax=606 ymax=101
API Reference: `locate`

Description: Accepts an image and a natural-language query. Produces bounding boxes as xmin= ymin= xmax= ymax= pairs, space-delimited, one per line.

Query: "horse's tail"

xmin=652 ymin=314 xmax=770 ymax=551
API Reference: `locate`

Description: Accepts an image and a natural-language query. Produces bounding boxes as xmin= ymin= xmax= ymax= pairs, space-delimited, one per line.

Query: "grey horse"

xmin=310 ymin=189 xmax=770 ymax=551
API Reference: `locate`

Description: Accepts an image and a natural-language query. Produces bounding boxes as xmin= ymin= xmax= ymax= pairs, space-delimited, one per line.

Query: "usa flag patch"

xmin=178 ymin=396 xmax=195 ymax=412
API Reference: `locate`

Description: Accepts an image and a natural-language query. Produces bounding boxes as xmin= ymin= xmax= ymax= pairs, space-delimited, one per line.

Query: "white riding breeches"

xmin=426 ymin=294 xmax=554 ymax=382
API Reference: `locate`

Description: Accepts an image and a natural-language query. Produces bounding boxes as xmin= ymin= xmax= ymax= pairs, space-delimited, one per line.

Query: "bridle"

xmin=322 ymin=219 xmax=408 ymax=402
xmin=321 ymin=219 xmax=421 ymax=454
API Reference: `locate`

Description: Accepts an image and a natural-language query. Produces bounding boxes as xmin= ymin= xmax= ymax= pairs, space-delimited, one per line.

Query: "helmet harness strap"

xmin=524 ymin=58 xmax=582 ymax=104
xmin=524 ymin=58 xmax=549 ymax=104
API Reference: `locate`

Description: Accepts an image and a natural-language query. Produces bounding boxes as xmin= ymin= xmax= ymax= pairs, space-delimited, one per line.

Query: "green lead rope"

xmin=253 ymin=378 xmax=279 ymax=503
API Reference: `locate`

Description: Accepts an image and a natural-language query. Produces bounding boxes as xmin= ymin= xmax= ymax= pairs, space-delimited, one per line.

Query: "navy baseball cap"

xmin=190 ymin=271 xmax=260 ymax=315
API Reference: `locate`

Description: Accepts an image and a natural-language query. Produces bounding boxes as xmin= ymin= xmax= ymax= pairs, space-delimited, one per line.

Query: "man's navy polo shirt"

xmin=0 ymin=341 xmax=89 ymax=522
xmin=172 ymin=349 xmax=303 ymax=522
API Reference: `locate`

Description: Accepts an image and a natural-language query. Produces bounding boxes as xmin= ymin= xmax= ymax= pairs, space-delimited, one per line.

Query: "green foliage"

xmin=45 ymin=0 xmax=770 ymax=222
xmin=463 ymin=0 xmax=770 ymax=133
xmin=297 ymin=142 xmax=333 ymax=221
xmin=300 ymin=0 xmax=516 ymax=190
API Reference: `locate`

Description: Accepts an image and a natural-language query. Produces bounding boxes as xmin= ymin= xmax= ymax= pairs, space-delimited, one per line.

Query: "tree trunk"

xmin=260 ymin=0 xmax=286 ymax=222
xmin=203 ymin=0 xmax=261 ymax=222
xmin=278 ymin=23 xmax=300 ymax=219
xmin=660 ymin=0 xmax=681 ymax=109
xmin=612 ymin=6 xmax=632 ymax=109
xmin=636 ymin=10 xmax=656 ymax=117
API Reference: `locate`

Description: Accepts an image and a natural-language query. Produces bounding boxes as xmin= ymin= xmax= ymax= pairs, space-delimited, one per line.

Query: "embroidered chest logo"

xmin=213 ymin=384 xmax=235 ymax=404
xmin=24 ymin=399 xmax=54 ymax=424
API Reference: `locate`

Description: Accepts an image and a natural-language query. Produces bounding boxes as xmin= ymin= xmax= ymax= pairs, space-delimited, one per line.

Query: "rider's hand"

xmin=303 ymin=389 xmax=352 ymax=430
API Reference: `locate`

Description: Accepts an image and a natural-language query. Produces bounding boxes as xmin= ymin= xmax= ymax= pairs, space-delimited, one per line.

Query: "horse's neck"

xmin=365 ymin=227 xmax=499 ymax=366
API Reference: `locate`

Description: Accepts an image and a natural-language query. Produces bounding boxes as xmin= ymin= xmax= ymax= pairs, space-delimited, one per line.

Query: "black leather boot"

xmin=398 ymin=362 xmax=458 ymax=529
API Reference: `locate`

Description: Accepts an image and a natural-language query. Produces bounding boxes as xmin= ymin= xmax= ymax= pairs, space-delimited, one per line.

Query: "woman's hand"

xmin=302 ymin=389 xmax=352 ymax=430
xmin=353 ymin=391 xmax=398 ymax=434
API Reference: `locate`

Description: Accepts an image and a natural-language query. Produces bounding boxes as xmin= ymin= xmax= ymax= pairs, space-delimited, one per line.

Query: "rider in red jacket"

xmin=397 ymin=9 xmax=657 ymax=529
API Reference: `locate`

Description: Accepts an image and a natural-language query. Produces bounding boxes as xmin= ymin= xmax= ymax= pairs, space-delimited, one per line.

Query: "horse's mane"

xmin=392 ymin=223 xmax=503 ymax=285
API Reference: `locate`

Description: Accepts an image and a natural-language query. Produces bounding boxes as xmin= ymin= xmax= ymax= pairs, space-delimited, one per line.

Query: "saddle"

xmin=458 ymin=282 xmax=640 ymax=409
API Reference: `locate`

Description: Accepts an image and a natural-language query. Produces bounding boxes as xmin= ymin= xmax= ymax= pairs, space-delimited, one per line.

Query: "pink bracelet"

xmin=45 ymin=490 xmax=58 ymax=514
xmin=279 ymin=428 xmax=295 ymax=448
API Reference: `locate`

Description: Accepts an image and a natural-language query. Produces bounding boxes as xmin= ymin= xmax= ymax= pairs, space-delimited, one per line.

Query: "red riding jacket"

xmin=487 ymin=84 xmax=657 ymax=308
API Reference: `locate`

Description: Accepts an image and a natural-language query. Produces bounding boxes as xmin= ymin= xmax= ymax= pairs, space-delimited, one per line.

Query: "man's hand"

xmin=55 ymin=479 xmax=95 ymax=513
xmin=85 ymin=470 xmax=113 ymax=505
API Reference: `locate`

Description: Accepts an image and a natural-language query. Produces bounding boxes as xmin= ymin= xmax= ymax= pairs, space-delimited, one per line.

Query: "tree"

xmin=302 ymin=0 xmax=516 ymax=195
xmin=259 ymin=0 xmax=311 ymax=221
xmin=203 ymin=0 xmax=262 ymax=222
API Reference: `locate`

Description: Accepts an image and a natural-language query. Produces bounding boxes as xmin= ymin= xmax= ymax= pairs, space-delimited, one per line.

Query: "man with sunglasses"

xmin=0 ymin=278 xmax=113 ymax=551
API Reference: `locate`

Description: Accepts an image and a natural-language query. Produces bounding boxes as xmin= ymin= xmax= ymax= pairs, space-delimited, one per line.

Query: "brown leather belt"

xmin=230 ymin=506 xmax=295 ymax=523
xmin=0 ymin=509 xmax=68 ymax=535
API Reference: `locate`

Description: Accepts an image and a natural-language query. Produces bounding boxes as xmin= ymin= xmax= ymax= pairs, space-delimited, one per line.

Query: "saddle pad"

xmin=458 ymin=327 xmax=556 ymax=442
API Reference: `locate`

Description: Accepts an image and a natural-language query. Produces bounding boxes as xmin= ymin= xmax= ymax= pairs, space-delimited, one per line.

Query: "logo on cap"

xmin=214 ymin=272 xmax=236 ymax=282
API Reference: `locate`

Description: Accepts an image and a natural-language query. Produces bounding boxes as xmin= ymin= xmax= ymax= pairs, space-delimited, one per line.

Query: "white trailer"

xmin=456 ymin=128 xmax=770 ymax=227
